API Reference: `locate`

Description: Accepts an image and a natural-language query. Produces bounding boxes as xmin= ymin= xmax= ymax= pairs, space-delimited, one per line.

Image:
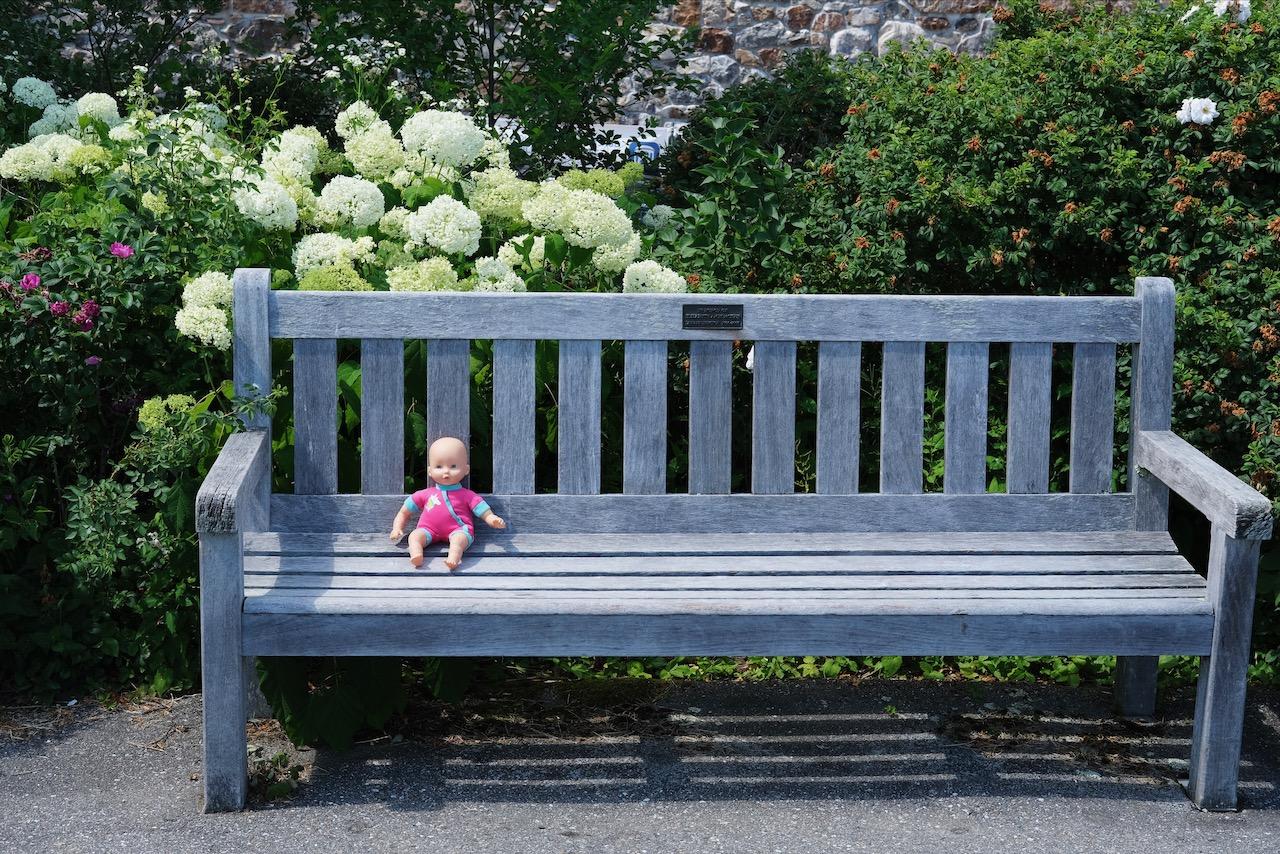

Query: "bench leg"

xmin=200 ymin=533 xmax=248 ymax=812
xmin=1187 ymin=528 xmax=1260 ymax=811
xmin=244 ymin=655 xmax=273 ymax=721
xmin=1114 ymin=656 xmax=1159 ymax=716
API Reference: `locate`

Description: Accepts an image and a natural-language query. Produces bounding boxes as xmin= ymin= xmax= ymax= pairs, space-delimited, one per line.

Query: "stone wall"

xmin=200 ymin=1 xmax=1140 ymax=122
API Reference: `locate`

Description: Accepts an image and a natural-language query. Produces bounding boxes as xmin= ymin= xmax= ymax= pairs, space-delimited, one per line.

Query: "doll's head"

xmin=427 ymin=436 xmax=470 ymax=486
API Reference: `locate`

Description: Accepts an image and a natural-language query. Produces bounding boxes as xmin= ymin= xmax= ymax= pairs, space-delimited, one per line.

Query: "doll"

xmin=388 ymin=436 xmax=506 ymax=569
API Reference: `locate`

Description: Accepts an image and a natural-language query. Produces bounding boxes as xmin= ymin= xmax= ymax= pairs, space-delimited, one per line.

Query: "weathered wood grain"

xmin=1006 ymin=342 xmax=1053 ymax=494
xmin=817 ymin=341 xmax=861 ymax=495
xmin=688 ymin=341 xmax=733 ymax=494
xmin=426 ymin=339 xmax=470 ymax=447
xmin=944 ymin=342 xmax=989 ymax=494
xmin=269 ymin=291 xmax=1143 ymax=342
xmin=1135 ymin=431 xmax=1274 ymax=541
xmin=242 ymin=612 xmax=1212 ymax=657
xmin=880 ymin=342 xmax=925 ymax=494
xmin=232 ymin=269 xmax=271 ymax=431
xmin=1132 ymin=277 xmax=1175 ymax=530
xmin=196 ymin=432 xmax=270 ymax=533
xmin=292 ymin=338 xmax=338 ymax=495
xmin=200 ymin=532 xmax=247 ymax=812
xmin=623 ymin=340 xmax=667 ymax=494
xmin=492 ymin=339 xmax=536 ymax=494
xmin=1187 ymin=526 xmax=1263 ymax=810
xmin=558 ymin=340 xmax=601 ymax=494
xmin=752 ymin=341 xmax=797 ymax=494
xmin=243 ymin=530 xmax=1181 ymax=558
xmin=269 ymin=492 xmax=1138 ymax=533
xmin=359 ymin=339 xmax=404 ymax=494
xmin=1069 ymin=342 xmax=1117 ymax=494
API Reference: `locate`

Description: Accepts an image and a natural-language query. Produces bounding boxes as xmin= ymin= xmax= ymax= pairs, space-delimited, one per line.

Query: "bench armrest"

xmin=196 ymin=431 xmax=271 ymax=534
xmin=1134 ymin=430 xmax=1274 ymax=541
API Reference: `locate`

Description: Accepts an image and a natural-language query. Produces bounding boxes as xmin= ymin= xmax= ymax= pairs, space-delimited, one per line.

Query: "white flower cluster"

xmin=261 ymin=127 xmax=323 ymax=183
xmin=401 ymin=109 xmax=487 ymax=168
xmin=232 ymin=174 xmax=299 ymax=231
xmin=497 ymin=235 xmax=546 ymax=272
xmin=521 ymin=180 xmax=639 ymax=272
xmin=335 ymin=101 xmax=386 ymax=141
xmin=0 ymin=133 xmax=91 ymax=182
xmin=1180 ymin=0 xmax=1250 ymax=22
xmin=12 ymin=76 xmax=56 ymax=109
xmin=1176 ymin=96 xmax=1219 ymax=125
xmin=317 ymin=175 xmax=385 ymax=228
xmin=405 ymin=195 xmax=482 ymax=256
xmin=465 ymin=167 xmax=537 ymax=225
xmin=387 ymin=257 xmax=459 ymax=291
xmin=25 ymin=91 xmax=122 ymax=137
xmin=175 ymin=272 xmax=234 ymax=350
xmin=622 ymin=260 xmax=687 ymax=294
xmin=471 ymin=257 xmax=526 ymax=292
xmin=641 ymin=204 xmax=676 ymax=230
xmin=293 ymin=233 xmax=376 ymax=277
xmin=344 ymin=125 xmax=405 ymax=180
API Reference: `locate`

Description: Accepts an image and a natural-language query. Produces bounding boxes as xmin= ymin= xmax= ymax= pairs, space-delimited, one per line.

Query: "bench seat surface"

xmin=239 ymin=531 xmax=1213 ymax=658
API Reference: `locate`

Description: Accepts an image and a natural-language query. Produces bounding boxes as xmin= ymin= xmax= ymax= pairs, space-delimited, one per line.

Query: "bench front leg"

xmin=1187 ymin=525 xmax=1262 ymax=811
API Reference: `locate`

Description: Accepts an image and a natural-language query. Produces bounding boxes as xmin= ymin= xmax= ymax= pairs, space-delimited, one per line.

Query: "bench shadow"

xmin=267 ymin=683 xmax=1280 ymax=813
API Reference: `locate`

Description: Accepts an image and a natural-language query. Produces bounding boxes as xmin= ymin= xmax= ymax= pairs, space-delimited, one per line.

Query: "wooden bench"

xmin=196 ymin=270 xmax=1273 ymax=812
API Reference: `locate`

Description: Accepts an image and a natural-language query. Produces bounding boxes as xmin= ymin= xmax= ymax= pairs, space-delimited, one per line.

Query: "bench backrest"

xmin=231 ymin=270 xmax=1174 ymax=535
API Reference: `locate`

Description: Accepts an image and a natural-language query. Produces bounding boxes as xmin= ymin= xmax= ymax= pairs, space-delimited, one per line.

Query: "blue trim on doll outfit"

xmin=405 ymin=483 xmax=475 ymax=544
xmin=473 ymin=500 xmax=491 ymax=517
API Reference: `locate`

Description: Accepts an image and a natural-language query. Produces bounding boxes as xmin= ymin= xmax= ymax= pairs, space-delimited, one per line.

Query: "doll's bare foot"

xmin=407 ymin=529 xmax=428 ymax=568
xmin=444 ymin=530 xmax=470 ymax=570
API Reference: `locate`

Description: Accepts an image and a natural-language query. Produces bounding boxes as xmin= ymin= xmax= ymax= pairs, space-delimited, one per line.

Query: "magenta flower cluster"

xmin=110 ymin=242 xmax=134 ymax=259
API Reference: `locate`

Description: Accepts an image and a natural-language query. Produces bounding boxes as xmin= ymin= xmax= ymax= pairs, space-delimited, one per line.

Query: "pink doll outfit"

xmin=404 ymin=483 xmax=491 ymax=545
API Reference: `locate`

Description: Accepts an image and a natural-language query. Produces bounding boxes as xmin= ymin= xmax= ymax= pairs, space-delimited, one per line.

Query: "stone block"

xmin=786 ymin=5 xmax=816 ymax=29
xmin=812 ymin=11 xmax=846 ymax=31
xmin=672 ymin=0 xmax=701 ymax=26
xmin=737 ymin=19 xmax=788 ymax=49
xmin=914 ymin=0 xmax=995 ymax=12
xmin=920 ymin=15 xmax=950 ymax=29
xmin=700 ymin=27 xmax=735 ymax=53
xmin=829 ymin=26 xmax=873 ymax=55
xmin=877 ymin=19 xmax=928 ymax=54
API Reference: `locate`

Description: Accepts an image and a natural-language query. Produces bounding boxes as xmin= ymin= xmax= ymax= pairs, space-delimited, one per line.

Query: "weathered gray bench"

xmin=196 ymin=269 xmax=1273 ymax=812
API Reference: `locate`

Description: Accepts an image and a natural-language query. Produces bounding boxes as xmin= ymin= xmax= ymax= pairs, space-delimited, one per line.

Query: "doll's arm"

xmin=481 ymin=508 xmax=506 ymax=529
xmin=389 ymin=506 xmax=412 ymax=541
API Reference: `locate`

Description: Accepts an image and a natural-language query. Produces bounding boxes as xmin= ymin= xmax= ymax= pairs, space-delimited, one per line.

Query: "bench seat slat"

xmin=242 ymin=611 xmax=1213 ymax=657
xmin=270 ymin=493 xmax=1138 ymax=533
xmin=242 ymin=552 xmax=1192 ymax=576
xmin=243 ymin=530 xmax=1180 ymax=557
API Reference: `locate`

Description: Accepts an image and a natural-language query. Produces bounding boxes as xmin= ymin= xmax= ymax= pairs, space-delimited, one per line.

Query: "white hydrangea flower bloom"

xmin=29 ymin=101 xmax=78 ymax=137
xmin=641 ymin=204 xmax=677 ymax=230
xmin=0 ymin=133 xmax=84 ymax=182
xmin=75 ymin=92 xmax=122 ymax=127
xmin=379 ymin=206 xmax=411 ymax=238
xmin=497 ymin=235 xmax=546 ymax=272
xmin=1176 ymin=96 xmax=1219 ymax=125
xmin=465 ymin=167 xmax=538 ymax=224
xmin=343 ymin=126 xmax=405 ymax=180
xmin=561 ymin=189 xmax=635 ymax=249
xmin=108 ymin=120 xmax=141 ymax=143
xmin=471 ymin=256 xmax=526 ymax=292
xmin=335 ymin=100 xmax=383 ymax=140
xmin=521 ymin=180 xmax=574 ymax=232
xmin=233 ymin=175 xmax=299 ymax=231
xmin=182 ymin=272 xmax=234 ymax=309
xmin=12 ymin=77 xmax=56 ymax=109
xmin=175 ymin=303 xmax=232 ymax=349
xmin=318 ymin=175 xmax=386 ymax=228
xmin=400 ymin=109 xmax=487 ymax=168
xmin=1213 ymin=0 xmax=1250 ymax=22
xmin=261 ymin=127 xmax=322 ymax=183
xmin=292 ymin=233 xmax=377 ymax=277
xmin=479 ymin=135 xmax=511 ymax=170
xmin=387 ymin=257 xmax=460 ymax=291
xmin=592 ymin=232 xmax=642 ymax=274
xmin=746 ymin=345 xmax=755 ymax=371
xmin=405 ymin=195 xmax=482 ymax=256
xmin=622 ymin=260 xmax=687 ymax=293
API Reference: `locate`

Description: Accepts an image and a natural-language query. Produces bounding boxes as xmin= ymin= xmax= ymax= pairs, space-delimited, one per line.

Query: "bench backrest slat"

xmin=232 ymin=268 xmax=271 ymax=431
xmin=492 ymin=339 xmax=536 ymax=494
xmin=943 ymin=342 xmax=990 ymax=494
xmin=359 ymin=339 xmax=404 ymax=494
xmin=1133 ymin=277 xmax=1176 ymax=530
xmin=751 ymin=341 xmax=798 ymax=494
xmin=558 ymin=339 xmax=602 ymax=494
xmin=623 ymin=340 xmax=668 ymax=494
xmin=880 ymin=341 xmax=926 ymax=494
xmin=235 ymin=273 xmax=1175 ymax=532
xmin=1006 ymin=342 xmax=1053 ymax=493
xmin=688 ymin=340 xmax=733 ymax=494
xmin=293 ymin=338 xmax=338 ymax=494
xmin=816 ymin=341 xmax=861 ymax=494
xmin=1069 ymin=342 xmax=1118 ymax=493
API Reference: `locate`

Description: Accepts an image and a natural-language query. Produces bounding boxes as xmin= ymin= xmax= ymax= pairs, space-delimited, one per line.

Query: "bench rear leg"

xmin=200 ymin=533 xmax=248 ymax=812
xmin=1114 ymin=656 xmax=1159 ymax=716
xmin=1187 ymin=529 xmax=1260 ymax=811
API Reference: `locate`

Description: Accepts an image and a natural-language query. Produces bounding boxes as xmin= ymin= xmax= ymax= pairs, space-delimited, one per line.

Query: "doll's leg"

xmin=443 ymin=529 xmax=471 ymax=570
xmin=407 ymin=528 xmax=430 ymax=568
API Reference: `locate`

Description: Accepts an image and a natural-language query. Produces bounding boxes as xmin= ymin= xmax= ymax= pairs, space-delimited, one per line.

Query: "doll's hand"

xmin=486 ymin=514 xmax=506 ymax=530
xmin=389 ymin=527 xmax=404 ymax=542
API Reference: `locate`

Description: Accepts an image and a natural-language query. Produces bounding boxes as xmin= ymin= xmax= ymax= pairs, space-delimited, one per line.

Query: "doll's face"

xmin=428 ymin=437 xmax=470 ymax=485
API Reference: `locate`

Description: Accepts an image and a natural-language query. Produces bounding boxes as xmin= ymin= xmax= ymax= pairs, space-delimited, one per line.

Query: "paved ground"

xmin=2 ymin=678 xmax=1279 ymax=853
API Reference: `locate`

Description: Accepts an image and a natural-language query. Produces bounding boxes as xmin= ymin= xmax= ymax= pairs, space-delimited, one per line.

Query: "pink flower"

xmin=110 ymin=242 xmax=134 ymax=259
xmin=49 ymin=300 xmax=70 ymax=316
xmin=73 ymin=312 xmax=94 ymax=332
xmin=20 ymin=273 xmax=40 ymax=292
xmin=85 ymin=356 xmax=102 ymax=366
xmin=80 ymin=299 xmax=101 ymax=319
